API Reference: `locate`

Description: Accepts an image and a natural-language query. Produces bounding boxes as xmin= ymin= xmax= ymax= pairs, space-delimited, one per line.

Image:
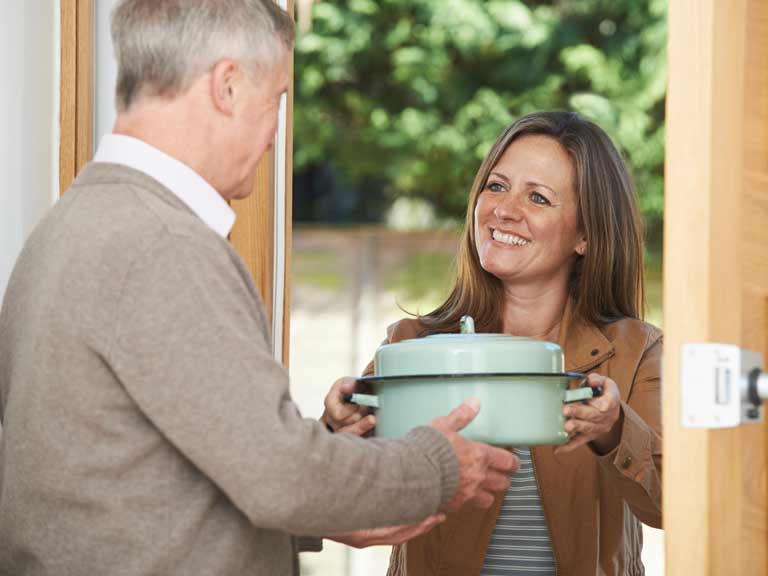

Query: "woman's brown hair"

xmin=421 ymin=111 xmax=645 ymax=334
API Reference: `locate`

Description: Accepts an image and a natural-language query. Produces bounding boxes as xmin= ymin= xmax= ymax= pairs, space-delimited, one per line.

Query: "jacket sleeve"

xmin=107 ymin=235 xmax=459 ymax=536
xmin=594 ymin=335 xmax=663 ymax=528
xmin=362 ymin=320 xmax=416 ymax=377
xmin=362 ymin=354 xmax=378 ymax=377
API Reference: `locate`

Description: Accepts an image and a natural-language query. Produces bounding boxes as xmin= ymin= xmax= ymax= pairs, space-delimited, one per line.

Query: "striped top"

xmin=481 ymin=447 xmax=556 ymax=575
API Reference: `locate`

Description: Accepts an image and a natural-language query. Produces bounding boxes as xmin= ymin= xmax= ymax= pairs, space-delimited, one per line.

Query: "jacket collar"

xmin=557 ymin=297 xmax=615 ymax=373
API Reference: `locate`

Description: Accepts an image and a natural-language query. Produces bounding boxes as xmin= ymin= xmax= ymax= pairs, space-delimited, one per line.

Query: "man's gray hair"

xmin=112 ymin=0 xmax=295 ymax=111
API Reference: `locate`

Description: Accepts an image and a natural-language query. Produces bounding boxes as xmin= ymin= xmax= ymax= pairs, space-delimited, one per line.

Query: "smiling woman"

xmin=322 ymin=111 xmax=662 ymax=576
xmin=422 ymin=111 xmax=645 ymax=338
xmin=474 ymin=135 xmax=586 ymax=294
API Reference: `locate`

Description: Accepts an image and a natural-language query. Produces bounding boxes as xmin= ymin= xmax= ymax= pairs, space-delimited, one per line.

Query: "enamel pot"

xmin=347 ymin=316 xmax=601 ymax=446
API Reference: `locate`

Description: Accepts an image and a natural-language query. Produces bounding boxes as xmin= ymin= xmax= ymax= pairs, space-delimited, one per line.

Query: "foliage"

xmin=294 ymin=0 xmax=667 ymax=232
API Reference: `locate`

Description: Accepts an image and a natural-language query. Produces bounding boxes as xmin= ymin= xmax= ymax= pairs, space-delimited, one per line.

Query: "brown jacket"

xmin=365 ymin=305 xmax=662 ymax=576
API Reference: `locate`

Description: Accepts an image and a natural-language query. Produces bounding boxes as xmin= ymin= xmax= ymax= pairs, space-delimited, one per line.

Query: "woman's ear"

xmin=210 ymin=59 xmax=238 ymax=117
xmin=575 ymin=236 xmax=587 ymax=256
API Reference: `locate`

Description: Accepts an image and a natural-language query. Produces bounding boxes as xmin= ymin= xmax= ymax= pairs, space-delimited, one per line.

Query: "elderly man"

xmin=0 ymin=1 xmax=518 ymax=574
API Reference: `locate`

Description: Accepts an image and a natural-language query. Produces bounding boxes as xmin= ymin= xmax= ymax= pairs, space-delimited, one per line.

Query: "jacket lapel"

xmin=557 ymin=298 xmax=615 ymax=375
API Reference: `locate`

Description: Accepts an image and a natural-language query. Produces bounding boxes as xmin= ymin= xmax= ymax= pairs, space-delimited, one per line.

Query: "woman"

xmin=322 ymin=111 xmax=662 ymax=576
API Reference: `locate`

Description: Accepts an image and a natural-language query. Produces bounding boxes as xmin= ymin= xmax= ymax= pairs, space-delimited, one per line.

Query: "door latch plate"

xmin=681 ymin=343 xmax=764 ymax=429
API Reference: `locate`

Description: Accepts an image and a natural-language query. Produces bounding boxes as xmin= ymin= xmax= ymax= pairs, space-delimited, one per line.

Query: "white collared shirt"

xmin=93 ymin=134 xmax=236 ymax=238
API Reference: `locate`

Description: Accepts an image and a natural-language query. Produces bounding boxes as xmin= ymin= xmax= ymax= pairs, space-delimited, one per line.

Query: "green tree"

xmin=294 ymin=0 xmax=667 ymax=240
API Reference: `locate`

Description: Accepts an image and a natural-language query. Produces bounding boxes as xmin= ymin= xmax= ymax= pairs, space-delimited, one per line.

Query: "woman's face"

xmin=473 ymin=135 xmax=587 ymax=288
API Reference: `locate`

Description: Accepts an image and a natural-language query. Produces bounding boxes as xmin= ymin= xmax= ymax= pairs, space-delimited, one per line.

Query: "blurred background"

xmin=288 ymin=0 xmax=666 ymax=574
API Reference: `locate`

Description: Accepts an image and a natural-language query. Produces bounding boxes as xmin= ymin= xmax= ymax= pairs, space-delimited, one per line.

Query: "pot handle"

xmin=343 ymin=393 xmax=380 ymax=409
xmin=563 ymin=385 xmax=603 ymax=404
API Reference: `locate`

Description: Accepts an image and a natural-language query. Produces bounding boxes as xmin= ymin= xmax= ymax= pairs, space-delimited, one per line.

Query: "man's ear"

xmin=210 ymin=59 xmax=239 ymax=116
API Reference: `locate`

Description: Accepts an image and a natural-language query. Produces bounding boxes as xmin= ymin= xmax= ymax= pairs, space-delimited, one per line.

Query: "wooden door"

xmin=59 ymin=0 xmax=294 ymax=365
xmin=229 ymin=0 xmax=295 ymax=364
xmin=664 ymin=0 xmax=768 ymax=574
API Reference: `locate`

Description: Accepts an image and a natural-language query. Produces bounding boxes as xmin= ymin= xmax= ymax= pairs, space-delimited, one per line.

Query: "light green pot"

xmin=349 ymin=316 xmax=598 ymax=446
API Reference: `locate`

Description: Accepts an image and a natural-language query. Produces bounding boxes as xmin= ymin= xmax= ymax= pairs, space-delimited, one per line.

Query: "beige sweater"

xmin=0 ymin=163 xmax=459 ymax=576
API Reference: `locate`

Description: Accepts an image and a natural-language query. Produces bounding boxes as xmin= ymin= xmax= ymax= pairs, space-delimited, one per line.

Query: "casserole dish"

xmin=348 ymin=316 xmax=599 ymax=446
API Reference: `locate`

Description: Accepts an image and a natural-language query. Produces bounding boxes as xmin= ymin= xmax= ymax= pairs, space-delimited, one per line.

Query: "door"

xmin=664 ymin=0 xmax=768 ymax=573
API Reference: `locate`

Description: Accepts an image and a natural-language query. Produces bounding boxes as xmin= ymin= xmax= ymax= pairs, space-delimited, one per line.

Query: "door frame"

xmin=664 ymin=0 xmax=768 ymax=573
xmin=58 ymin=0 xmax=294 ymax=366
xmin=59 ymin=0 xmax=93 ymax=190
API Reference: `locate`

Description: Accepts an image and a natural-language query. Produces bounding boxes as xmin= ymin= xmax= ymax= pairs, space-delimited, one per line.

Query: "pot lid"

xmin=374 ymin=315 xmax=564 ymax=377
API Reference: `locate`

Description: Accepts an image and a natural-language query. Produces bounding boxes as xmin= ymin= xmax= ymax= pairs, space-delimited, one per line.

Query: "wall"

xmin=95 ymin=0 xmax=119 ymax=144
xmin=0 ymin=1 xmax=59 ymax=299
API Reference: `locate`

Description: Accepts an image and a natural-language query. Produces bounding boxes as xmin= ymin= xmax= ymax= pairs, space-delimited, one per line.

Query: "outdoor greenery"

xmin=294 ymin=0 xmax=667 ymax=245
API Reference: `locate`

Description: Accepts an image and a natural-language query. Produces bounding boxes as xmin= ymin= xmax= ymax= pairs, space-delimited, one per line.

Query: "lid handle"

xmin=460 ymin=315 xmax=475 ymax=334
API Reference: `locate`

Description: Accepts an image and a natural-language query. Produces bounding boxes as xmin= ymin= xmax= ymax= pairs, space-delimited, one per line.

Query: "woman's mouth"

xmin=491 ymin=228 xmax=531 ymax=246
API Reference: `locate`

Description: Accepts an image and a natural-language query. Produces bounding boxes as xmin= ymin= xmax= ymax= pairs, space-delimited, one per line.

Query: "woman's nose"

xmin=493 ymin=192 xmax=524 ymax=221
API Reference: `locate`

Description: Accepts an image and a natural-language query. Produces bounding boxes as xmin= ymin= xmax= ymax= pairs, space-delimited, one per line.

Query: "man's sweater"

xmin=0 ymin=163 xmax=458 ymax=575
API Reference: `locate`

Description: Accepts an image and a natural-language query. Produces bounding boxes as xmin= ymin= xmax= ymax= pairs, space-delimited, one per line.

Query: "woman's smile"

xmin=490 ymin=228 xmax=531 ymax=247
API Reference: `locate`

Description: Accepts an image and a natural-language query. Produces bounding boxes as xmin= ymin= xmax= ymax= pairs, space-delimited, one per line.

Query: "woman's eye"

xmin=487 ymin=182 xmax=506 ymax=193
xmin=530 ymin=191 xmax=551 ymax=205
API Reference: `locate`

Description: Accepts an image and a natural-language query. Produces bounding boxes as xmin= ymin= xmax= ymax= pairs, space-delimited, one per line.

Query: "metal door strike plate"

xmin=681 ymin=343 xmax=768 ymax=429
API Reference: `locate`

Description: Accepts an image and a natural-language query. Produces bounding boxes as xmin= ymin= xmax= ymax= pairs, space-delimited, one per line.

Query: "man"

xmin=0 ymin=1 xmax=517 ymax=575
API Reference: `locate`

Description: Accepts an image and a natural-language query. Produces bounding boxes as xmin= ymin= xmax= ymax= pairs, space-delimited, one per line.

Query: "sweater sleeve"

xmin=594 ymin=335 xmax=663 ymax=528
xmin=107 ymin=235 xmax=459 ymax=536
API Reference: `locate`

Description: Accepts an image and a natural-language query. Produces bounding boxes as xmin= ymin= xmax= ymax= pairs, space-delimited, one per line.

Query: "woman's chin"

xmin=480 ymin=260 xmax=520 ymax=282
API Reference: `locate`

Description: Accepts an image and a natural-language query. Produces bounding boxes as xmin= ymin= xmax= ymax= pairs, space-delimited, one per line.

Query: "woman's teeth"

xmin=492 ymin=229 xmax=530 ymax=246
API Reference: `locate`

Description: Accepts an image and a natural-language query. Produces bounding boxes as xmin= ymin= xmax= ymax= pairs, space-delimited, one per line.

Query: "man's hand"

xmin=430 ymin=398 xmax=519 ymax=511
xmin=321 ymin=377 xmax=377 ymax=436
xmin=326 ymin=514 xmax=446 ymax=548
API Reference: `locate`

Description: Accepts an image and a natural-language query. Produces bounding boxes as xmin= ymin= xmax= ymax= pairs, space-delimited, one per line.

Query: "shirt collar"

xmin=93 ymin=134 xmax=236 ymax=238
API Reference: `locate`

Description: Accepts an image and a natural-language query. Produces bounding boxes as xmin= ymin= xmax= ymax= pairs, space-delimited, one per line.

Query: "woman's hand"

xmin=326 ymin=514 xmax=446 ymax=548
xmin=555 ymin=373 xmax=623 ymax=456
xmin=320 ymin=377 xmax=377 ymax=436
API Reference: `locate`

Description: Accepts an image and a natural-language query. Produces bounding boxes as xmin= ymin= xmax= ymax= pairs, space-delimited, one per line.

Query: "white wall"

xmin=0 ymin=1 xmax=60 ymax=300
xmin=95 ymin=0 xmax=120 ymax=144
